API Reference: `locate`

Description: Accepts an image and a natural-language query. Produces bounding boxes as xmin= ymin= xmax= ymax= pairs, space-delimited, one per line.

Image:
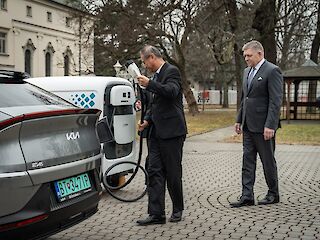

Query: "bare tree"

xmin=150 ymin=0 xmax=203 ymax=115
xmin=310 ymin=0 xmax=320 ymax=64
xmin=308 ymin=0 xmax=320 ymax=113
xmin=276 ymin=0 xmax=317 ymax=70
xmin=78 ymin=0 xmax=201 ymax=115
xmin=223 ymin=0 xmax=247 ymax=110
xmin=195 ymin=0 xmax=256 ymax=109
xmin=184 ymin=31 xmax=215 ymax=111
xmin=252 ymin=0 xmax=277 ymax=64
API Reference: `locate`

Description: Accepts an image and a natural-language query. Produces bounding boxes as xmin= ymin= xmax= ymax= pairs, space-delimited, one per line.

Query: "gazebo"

xmin=282 ymin=60 xmax=320 ymax=122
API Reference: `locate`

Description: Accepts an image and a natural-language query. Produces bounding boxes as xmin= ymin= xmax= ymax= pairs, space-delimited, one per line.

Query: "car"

xmin=0 ymin=71 xmax=102 ymax=240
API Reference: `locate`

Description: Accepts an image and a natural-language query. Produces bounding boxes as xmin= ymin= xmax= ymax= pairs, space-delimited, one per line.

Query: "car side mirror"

xmin=96 ymin=117 xmax=114 ymax=143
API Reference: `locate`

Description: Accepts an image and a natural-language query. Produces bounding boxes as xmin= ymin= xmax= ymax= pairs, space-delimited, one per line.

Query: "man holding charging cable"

xmin=136 ymin=45 xmax=187 ymax=225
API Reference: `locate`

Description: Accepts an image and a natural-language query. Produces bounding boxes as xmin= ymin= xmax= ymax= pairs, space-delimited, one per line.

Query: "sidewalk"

xmin=49 ymin=126 xmax=320 ymax=240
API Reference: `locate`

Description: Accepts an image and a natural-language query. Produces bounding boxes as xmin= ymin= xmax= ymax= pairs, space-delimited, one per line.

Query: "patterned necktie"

xmin=247 ymin=67 xmax=256 ymax=89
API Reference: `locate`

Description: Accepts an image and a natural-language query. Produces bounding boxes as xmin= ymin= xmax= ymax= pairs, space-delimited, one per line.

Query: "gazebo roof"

xmin=283 ymin=59 xmax=320 ymax=79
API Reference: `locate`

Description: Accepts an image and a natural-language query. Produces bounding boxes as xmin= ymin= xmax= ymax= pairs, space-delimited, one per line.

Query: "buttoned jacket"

xmin=237 ymin=60 xmax=283 ymax=133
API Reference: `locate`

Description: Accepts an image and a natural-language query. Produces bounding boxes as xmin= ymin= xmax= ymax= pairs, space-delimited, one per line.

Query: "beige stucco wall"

xmin=0 ymin=0 xmax=94 ymax=76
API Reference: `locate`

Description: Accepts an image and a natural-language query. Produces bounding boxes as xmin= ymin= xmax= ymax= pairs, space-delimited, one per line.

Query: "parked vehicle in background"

xmin=0 ymin=71 xmax=102 ymax=240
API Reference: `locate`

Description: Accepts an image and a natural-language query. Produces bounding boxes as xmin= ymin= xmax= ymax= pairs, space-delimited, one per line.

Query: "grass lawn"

xmin=223 ymin=122 xmax=320 ymax=146
xmin=185 ymin=110 xmax=236 ymax=136
xmin=186 ymin=109 xmax=320 ymax=145
xmin=137 ymin=107 xmax=320 ymax=145
xmin=136 ymin=109 xmax=236 ymax=137
xmin=276 ymin=123 xmax=320 ymax=145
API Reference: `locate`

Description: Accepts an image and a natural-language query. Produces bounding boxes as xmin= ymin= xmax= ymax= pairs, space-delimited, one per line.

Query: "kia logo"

xmin=66 ymin=131 xmax=80 ymax=140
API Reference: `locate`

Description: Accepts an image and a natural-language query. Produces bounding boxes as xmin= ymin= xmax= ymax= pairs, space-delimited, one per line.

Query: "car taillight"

xmin=0 ymin=108 xmax=101 ymax=130
xmin=0 ymin=214 xmax=48 ymax=232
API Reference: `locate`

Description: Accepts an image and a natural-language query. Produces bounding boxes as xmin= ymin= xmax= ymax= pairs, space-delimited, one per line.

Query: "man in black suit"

xmin=136 ymin=45 xmax=187 ymax=225
xmin=230 ymin=40 xmax=283 ymax=208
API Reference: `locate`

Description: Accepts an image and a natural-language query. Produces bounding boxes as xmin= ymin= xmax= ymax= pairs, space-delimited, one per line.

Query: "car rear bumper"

xmin=0 ymin=169 xmax=102 ymax=240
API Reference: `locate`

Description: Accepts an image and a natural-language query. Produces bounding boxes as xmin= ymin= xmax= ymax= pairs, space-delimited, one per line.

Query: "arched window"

xmin=25 ymin=49 xmax=31 ymax=75
xmin=44 ymin=42 xmax=55 ymax=77
xmin=64 ymin=55 xmax=69 ymax=76
xmin=45 ymin=52 xmax=51 ymax=76
xmin=63 ymin=46 xmax=72 ymax=76
xmin=22 ymin=39 xmax=36 ymax=76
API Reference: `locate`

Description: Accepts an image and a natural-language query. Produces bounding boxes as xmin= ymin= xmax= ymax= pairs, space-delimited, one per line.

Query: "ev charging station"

xmin=26 ymin=76 xmax=137 ymax=188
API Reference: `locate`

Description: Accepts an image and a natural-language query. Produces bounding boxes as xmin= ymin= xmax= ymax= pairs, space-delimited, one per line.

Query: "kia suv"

xmin=0 ymin=71 xmax=102 ymax=240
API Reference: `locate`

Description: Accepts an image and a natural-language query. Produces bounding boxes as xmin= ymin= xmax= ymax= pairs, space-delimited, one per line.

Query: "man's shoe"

xmin=169 ymin=211 xmax=182 ymax=222
xmin=258 ymin=195 xmax=279 ymax=205
xmin=136 ymin=215 xmax=166 ymax=226
xmin=230 ymin=198 xmax=255 ymax=208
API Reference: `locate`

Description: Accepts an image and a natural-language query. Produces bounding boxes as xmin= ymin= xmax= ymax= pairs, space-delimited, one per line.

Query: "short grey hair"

xmin=140 ymin=45 xmax=162 ymax=59
xmin=242 ymin=40 xmax=264 ymax=53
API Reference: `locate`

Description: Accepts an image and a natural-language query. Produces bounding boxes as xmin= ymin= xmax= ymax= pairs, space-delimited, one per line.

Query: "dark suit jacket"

xmin=237 ymin=60 xmax=283 ymax=133
xmin=144 ymin=62 xmax=187 ymax=139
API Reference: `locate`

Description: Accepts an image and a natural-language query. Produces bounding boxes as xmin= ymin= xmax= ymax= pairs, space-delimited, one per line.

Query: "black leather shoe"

xmin=258 ymin=195 xmax=279 ymax=205
xmin=137 ymin=215 xmax=166 ymax=226
xmin=169 ymin=211 xmax=182 ymax=222
xmin=230 ymin=198 xmax=255 ymax=208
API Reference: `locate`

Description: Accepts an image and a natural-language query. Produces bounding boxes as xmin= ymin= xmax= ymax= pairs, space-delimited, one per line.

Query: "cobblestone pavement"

xmin=49 ymin=127 xmax=320 ymax=240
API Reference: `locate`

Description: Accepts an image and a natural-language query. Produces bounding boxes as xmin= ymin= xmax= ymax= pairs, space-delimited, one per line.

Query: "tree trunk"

xmin=234 ymin=43 xmax=243 ymax=110
xmin=307 ymin=1 xmax=320 ymax=113
xmin=252 ymin=0 xmax=277 ymax=64
xmin=224 ymin=0 xmax=242 ymax=110
xmin=202 ymin=83 xmax=205 ymax=112
xmin=180 ymin=70 xmax=199 ymax=115
xmin=222 ymin=77 xmax=229 ymax=108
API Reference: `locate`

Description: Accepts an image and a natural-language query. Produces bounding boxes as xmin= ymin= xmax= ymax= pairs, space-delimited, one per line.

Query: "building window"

xmin=23 ymin=39 xmax=36 ymax=77
xmin=1 ymin=0 xmax=7 ymax=10
xmin=64 ymin=55 xmax=70 ymax=76
xmin=44 ymin=42 xmax=55 ymax=77
xmin=25 ymin=49 xmax=32 ymax=75
xmin=66 ymin=17 xmax=71 ymax=27
xmin=47 ymin=11 xmax=52 ymax=22
xmin=45 ymin=52 xmax=51 ymax=76
xmin=0 ymin=32 xmax=6 ymax=53
xmin=63 ymin=46 xmax=72 ymax=76
xmin=26 ymin=6 xmax=32 ymax=17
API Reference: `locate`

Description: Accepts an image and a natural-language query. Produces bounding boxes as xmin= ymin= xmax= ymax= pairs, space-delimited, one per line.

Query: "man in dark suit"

xmin=136 ymin=45 xmax=187 ymax=225
xmin=230 ymin=40 xmax=283 ymax=208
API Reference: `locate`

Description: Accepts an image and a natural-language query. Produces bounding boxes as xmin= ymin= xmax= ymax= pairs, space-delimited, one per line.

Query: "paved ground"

xmin=49 ymin=126 xmax=320 ymax=240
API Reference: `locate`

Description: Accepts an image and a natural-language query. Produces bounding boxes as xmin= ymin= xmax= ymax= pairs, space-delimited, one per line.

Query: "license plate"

xmin=54 ymin=173 xmax=93 ymax=202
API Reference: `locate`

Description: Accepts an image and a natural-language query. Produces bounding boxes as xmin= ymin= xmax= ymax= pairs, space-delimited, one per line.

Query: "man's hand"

xmin=235 ymin=123 xmax=242 ymax=134
xmin=138 ymin=120 xmax=149 ymax=132
xmin=264 ymin=127 xmax=275 ymax=141
xmin=135 ymin=100 xmax=142 ymax=111
xmin=137 ymin=75 xmax=150 ymax=88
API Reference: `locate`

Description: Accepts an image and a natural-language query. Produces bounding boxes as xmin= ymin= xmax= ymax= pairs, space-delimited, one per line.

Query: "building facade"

xmin=0 ymin=0 xmax=94 ymax=77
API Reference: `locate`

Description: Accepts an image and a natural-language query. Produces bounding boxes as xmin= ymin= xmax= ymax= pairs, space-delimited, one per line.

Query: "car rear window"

xmin=0 ymin=83 xmax=74 ymax=108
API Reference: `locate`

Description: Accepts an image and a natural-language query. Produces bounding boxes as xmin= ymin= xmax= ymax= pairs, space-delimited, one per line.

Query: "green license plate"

xmin=54 ymin=173 xmax=92 ymax=202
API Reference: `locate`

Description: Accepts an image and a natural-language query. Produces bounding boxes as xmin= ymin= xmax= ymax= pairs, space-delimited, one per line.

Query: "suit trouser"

xmin=147 ymin=134 xmax=185 ymax=216
xmin=242 ymin=129 xmax=279 ymax=199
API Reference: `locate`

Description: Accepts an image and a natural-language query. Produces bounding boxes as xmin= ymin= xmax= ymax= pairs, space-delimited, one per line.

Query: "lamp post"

xmin=113 ymin=60 xmax=122 ymax=77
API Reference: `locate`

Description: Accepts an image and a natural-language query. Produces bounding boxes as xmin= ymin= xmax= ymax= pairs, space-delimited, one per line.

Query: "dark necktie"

xmin=152 ymin=73 xmax=158 ymax=82
xmin=247 ymin=67 xmax=256 ymax=89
